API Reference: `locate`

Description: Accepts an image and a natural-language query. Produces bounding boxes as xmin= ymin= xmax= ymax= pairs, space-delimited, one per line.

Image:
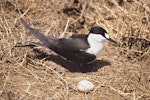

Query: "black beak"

xmin=107 ymin=38 xmax=117 ymax=44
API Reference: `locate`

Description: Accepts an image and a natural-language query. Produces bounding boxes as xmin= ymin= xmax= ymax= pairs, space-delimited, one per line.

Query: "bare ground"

xmin=0 ymin=0 xmax=150 ymax=100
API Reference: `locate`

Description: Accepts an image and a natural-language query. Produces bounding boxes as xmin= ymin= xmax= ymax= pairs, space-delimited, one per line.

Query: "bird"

xmin=21 ymin=19 xmax=117 ymax=64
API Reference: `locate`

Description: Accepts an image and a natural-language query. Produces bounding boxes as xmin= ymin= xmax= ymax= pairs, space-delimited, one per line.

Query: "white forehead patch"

xmin=105 ymin=33 xmax=109 ymax=39
xmin=89 ymin=33 xmax=106 ymax=41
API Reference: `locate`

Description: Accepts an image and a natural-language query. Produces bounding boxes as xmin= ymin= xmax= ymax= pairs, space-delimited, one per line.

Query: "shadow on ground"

xmin=33 ymin=48 xmax=111 ymax=73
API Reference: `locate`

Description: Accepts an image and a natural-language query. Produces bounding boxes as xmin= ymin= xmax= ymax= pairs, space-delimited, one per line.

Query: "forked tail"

xmin=21 ymin=19 xmax=50 ymax=44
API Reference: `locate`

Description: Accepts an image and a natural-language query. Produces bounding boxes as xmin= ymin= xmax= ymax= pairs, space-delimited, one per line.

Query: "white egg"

xmin=77 ymin=80 xmax=95 ymax=93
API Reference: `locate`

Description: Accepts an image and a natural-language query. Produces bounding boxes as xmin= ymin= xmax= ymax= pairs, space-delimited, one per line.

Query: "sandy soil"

xmin=0 ymin=0 xmax=150 ymax=100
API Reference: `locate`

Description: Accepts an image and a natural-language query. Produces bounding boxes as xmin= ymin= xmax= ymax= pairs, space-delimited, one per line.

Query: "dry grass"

xmin=0 ymin=0 xmax=150 ymax=100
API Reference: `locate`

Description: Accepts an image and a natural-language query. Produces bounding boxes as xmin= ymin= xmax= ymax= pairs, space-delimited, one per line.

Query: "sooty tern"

xmin=21 ymin=19 xmax=117 ymax=64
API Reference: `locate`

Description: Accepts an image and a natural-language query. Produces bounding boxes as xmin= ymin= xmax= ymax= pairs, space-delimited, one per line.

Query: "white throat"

xmin=86 ymin=33 xmax=106 ymax=57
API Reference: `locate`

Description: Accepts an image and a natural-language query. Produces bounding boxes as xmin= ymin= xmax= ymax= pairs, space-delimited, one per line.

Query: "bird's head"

xmin=88 ymin=26 xmax=117 ymax=43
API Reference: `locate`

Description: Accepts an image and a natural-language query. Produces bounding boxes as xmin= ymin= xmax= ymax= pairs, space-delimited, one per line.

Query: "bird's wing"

xmin=21 ymin=19 xmax=90 ymax=52
xmin=57 ymin=36 xmax=90 ymax=52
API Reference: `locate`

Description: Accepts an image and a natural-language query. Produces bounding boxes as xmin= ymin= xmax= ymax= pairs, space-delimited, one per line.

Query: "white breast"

xmin=85 ymin=33 xmax=106 ymax=57
xmin=86 ymin=42 xmax=104 ymax=57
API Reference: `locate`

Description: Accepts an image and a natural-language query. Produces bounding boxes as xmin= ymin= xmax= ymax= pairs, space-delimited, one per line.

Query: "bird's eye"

xmin=105 ymin=33 xmax=109 ymax=39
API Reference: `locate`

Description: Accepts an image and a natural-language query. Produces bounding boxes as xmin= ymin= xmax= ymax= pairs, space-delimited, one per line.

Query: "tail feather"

xmin=21 ymin=19 xmax=50 ymax=44
xmin=25 ymin=40 xmax=49 ymax=49
xmin=21 ymin=19 xmax=59 ymax=51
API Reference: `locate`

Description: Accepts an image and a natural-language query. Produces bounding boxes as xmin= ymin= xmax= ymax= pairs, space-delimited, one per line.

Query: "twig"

xmin=60 ymin=18 xmax=70 ymax=38
xmin=15 ymin=7 xmax=31 ymax=24
xmin=45 ymin=64 xmax=69 ymax=99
